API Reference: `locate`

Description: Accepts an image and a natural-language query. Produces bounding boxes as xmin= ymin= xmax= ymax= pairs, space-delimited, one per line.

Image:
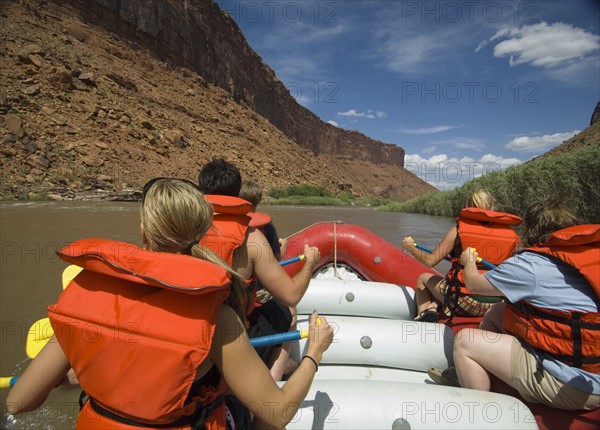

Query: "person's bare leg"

xmin=267 ymin=344 xmax=292 ymax=381
xmin=478 ymin=302 xmax=506 ymax=333
xmin=267 ymin=306 xmax=298 ymax=381
xmin=454 ymin=328 xmax=515 ymax=391
xmin=414 ymin=273 xmax=444 ymax=319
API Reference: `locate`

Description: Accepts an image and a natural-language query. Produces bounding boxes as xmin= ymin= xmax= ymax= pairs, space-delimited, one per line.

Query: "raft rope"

xmin=282 ymin=220 xmax=345 ymax=279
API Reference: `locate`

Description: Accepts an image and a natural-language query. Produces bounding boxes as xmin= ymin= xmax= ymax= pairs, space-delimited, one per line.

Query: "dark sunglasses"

xmin=141 ymin=177 xmax=201 ymax=204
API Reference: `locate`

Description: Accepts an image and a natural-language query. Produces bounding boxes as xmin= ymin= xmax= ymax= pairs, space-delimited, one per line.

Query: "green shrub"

xmin=268 ymin=184 xmax=331 ymax=198
xmin=384 ymin=143 xmax=600 ymax=223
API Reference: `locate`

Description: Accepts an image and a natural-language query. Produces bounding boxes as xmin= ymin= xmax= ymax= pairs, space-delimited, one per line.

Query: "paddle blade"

xmin=62 ymin=265 xmax=83 ymax=289
xmin=26 ymin=317 xmax=54 ymax=359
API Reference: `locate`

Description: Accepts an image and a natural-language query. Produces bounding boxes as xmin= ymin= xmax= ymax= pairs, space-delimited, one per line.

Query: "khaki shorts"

xmin=510 ymin=338 xmax=600 ymax=411
xmin=439 ymin=279 xmax=502 ymax=317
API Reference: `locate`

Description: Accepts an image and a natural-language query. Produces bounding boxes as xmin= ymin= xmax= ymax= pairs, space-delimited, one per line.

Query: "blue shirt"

xmin=485 ymin=252 xmax=600 ymax=394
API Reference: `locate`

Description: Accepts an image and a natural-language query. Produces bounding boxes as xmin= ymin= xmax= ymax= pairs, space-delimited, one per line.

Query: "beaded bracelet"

xmin=302 ymin=355 xmax=318 ymax=372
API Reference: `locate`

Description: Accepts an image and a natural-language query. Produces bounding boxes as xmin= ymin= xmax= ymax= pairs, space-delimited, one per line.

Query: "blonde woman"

xmin=6 ymin=178 xmax=333 ymax=429
xmin=403 ymin=189 xmax=521 ymax=323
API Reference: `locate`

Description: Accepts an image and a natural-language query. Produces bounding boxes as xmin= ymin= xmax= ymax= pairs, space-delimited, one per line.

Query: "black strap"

xmin=78 ymin=390 xmax=88 ymax=410
xmin=443 ymin=265 xmax=462 ymax=323
xmin=571 ymin=313 xmax=583 ymax=369
xmin=87 ymin=395 xmax=225 ymax=429
xmin=89 ymin=398 xmax=193 ymax=428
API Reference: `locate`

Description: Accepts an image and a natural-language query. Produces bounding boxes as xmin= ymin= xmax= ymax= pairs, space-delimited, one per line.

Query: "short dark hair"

xmin=198 ymin=158 xmax=242 ymax=196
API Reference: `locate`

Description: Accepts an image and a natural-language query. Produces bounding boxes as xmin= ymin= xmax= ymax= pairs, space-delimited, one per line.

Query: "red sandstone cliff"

xmin=45 ymin=0 xmax=406 ymax=167
xmin=0 ymin=0 xmax=434 ymax=200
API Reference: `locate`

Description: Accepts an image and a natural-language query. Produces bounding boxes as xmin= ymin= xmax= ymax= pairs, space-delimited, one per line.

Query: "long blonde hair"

xmin=141 ymin=178 xmax=247 ymax=323
xmin=467 ymin=189 xmax=495 ymax=210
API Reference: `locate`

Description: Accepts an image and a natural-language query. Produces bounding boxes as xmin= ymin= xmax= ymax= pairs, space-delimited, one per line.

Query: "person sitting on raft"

xmin=434 ymin=199 xmax=600 ymax=411
xmin=403 ymin=189 xmax=521 ymax=322
xmin=5 ymin=178 xmax=334 ymax=429
xmin=198 ymin=159 xmax=320 ymax=380
xmin=239 ymin=179 xmax=287 ymax=262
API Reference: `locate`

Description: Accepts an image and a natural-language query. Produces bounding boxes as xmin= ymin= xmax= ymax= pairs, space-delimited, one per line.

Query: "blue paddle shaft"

xmin=414 ymin=243 xmax=496 ymax=269
xmin=279 ymin=255 xmax=304 ymax=266
xmin=250 ymin=330 xmax=302 ymax=348
xmin=414 ymin=244 xmax=451 ymax=262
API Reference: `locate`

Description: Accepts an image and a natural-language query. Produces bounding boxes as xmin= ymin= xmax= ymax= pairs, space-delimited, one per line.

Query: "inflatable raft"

xmin=279 ymin=379 xmax=539 ymax=430
xmin=283 ymin=221 xmax=599 ymax=430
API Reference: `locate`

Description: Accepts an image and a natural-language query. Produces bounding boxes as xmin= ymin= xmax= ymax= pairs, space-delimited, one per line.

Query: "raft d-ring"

xmin=345 ymin=292 xmax=355 ymax=302
xmin=360 ymin=335 xmax=372 ymax=349
xmin=392 ymin=418 xmax=411 ymax=429
xmin=374 ymin=256 xmax=381 ymax=264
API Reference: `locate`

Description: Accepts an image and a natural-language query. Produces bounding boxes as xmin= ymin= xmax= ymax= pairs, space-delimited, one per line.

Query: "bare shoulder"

xmin=246 ymin=227 xmax=266 ymax=244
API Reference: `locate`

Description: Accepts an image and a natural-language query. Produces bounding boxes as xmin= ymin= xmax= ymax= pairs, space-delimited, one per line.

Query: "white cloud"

xmin=453 ymin=140 xmax=486 ymax=151
xmin=505 ymin=130 xmax=580 ymax=152
xmin=404 ymin=153 xmax=522 ymax=190
xmin=337 ymin=109 xmax=387 ymax=120
xmin=429 ymin=137 xmax=486 ymax=151
xmin=327 ymin=120 xmax=339 ymax=127
xmin=395 ymin=125 xmax=459 ymax=134
xmin=478 ymin=22 xmax=599 ymax=69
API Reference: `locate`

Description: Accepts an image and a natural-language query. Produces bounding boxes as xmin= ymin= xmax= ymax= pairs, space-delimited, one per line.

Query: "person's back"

xmin=403 ymin=189 xmax=521 ymax=322
xmin=198 ymin=159 xmax=320 ymax=379
xmin=49 ymin=238 xmax=233 ymax=427
xmin=239 ymin=179 xmax=284 ymax=260
xmin=198 ymin=159 xmax=318 ymax=307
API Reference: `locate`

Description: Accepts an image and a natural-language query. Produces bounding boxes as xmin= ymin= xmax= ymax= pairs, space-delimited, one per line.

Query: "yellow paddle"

xmin=2 ymin=265 xmax=82 ymax=389
xmin=25 ymin=265 xmax=82 ymax=359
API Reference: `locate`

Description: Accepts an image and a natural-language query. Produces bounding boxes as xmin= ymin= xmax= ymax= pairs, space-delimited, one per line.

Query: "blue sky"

xmin=216 ymin=0 xmax=600 ymax=190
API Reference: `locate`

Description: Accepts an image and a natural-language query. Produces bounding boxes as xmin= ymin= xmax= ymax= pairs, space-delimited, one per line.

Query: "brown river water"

xmin=0 ymin=202 xmax=453 ymax=428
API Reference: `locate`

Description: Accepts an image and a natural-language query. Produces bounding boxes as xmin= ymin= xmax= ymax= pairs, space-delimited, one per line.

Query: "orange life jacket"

xmin=504 ymin=224 xmax=600 ymax=372
xmin=48 ymin=239 xmax=231 ymax=429
xmin=446 ymin=208 xmax=522 ymax=295
xmin=200 ymin=195 xmax=271 ymax=315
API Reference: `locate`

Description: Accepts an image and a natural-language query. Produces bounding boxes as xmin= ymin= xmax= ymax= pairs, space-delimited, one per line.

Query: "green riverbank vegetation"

xmin=381 ymin=143 xmax=600 ymax=224
xmin=266 ymin=184 xmax=392 ymax=207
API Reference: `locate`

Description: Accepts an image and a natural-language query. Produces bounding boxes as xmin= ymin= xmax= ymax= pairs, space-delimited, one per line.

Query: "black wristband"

xmin=302 ymin=355 xmax=318 ymax=372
